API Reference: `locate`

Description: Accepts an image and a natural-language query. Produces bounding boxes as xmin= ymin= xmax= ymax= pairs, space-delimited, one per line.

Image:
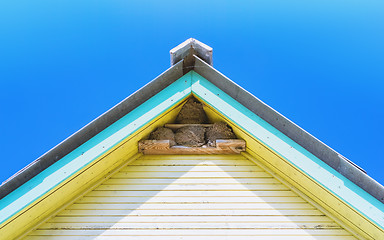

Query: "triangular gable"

xmin=25 ymin=154 xmax=356 ymax=239
xmin=1 ymin=39 xmax=384 ymax=239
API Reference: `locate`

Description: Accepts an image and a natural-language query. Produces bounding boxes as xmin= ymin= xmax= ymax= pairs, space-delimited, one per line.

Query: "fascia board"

xmin=0 ymin=72 xmax=192 ymax=226
xmin=190 ymin=71 xmax=384 ymax=237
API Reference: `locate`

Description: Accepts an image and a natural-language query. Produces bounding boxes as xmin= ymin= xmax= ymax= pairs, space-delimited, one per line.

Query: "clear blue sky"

xmin=1 ymin=1 xmax=383 ymax=186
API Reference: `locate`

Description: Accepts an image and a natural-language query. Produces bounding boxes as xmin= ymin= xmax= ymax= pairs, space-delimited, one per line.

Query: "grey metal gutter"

xmin=0 ymin=60 xmax=184 ymax=200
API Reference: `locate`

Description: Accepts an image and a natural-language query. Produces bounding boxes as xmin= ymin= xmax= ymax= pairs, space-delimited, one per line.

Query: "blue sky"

xmin=0 ymin=1 xmax=383 ymax=187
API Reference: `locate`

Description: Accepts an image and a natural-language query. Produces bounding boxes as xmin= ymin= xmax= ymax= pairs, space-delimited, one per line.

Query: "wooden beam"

xmin=164 ymin=124 xmax=212 ymax=130
xmin=139 ymin=139 xmax=245 ymax=155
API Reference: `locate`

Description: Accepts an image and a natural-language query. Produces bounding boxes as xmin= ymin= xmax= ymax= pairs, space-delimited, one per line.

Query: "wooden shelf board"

xmin=164 ymin=124 xmax=213 ymax=130
xmin=139 ymin=139 xmax=246 ymax=155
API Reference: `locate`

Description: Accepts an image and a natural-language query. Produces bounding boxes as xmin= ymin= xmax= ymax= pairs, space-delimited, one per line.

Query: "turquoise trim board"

xmin=0 ymin=72 xmax=193 ymax=225
xmin=190 ymin=71 xmax=384 ymax=229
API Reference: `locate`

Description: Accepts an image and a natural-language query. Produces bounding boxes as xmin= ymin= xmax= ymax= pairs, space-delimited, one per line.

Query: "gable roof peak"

xmin=170 ymin=38 xmax=213 ymax=66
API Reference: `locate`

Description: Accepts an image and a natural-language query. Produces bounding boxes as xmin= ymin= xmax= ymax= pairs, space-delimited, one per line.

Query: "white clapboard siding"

xmin=25 ymin=155 xmax=356 ymax=239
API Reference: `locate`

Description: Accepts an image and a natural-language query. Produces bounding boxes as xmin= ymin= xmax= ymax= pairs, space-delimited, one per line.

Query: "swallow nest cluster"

xmin=148 ymin=98 xmax=237 ymax=147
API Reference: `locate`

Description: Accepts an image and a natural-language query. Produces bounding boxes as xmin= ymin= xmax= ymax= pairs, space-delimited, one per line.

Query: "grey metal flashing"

xmin=170 ymin=38 xmax=213 ymax=66
xmin=0 ymin=60 xmax=184 ymax=200
xmin=193 ymin=55 xmax=384 ymax=203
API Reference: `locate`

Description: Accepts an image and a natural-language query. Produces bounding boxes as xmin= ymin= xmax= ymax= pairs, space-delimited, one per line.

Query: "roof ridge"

xmin=170 ymin=38 xmax=213 ymax=66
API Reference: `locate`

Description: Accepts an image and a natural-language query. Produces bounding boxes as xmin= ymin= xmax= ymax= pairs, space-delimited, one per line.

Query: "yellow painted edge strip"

xmin=200 ymin=98 xmax=381 ymax=239
xmin=0 ymin=99 xmax=186 ymax=240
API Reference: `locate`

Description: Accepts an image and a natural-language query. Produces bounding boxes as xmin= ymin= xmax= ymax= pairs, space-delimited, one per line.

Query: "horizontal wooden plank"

xmin=67 ymin=203 xmax=316 ymax=210
xmin=58 ymin=209 xmax=324 ymax=216
xmin=24 ymin=236 xmax=357 ymax=240
xmin=85 ymin=190 xmax=299 ymax=197
xmin=112 ymin=171 xmax=271 ymax=178
xmin=29 ymin=229 xmax=352 ymax=236
xmin=104 ymin=178 xmax=281 ymax=185
xmin=120 ymin=165 xmax=263 ymax=172
xmin=137 ymin=155 xmax=249 ymax=160
xmin=49 ymin=215 xmax=335 ymax=223
xmin=95 ymin=184 xmax=288 ymax=191
xmin=78 ymin=196 xmax=306 ymax=203
xmin=130 ymin=159 xmax=255 ymax=166
xmin=41 ymin=221 xmax=341 ymax=229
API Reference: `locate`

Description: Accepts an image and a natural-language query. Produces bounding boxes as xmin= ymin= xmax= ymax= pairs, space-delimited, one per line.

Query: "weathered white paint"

xmin=25 ymin=155 xmax=355 ymax=239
